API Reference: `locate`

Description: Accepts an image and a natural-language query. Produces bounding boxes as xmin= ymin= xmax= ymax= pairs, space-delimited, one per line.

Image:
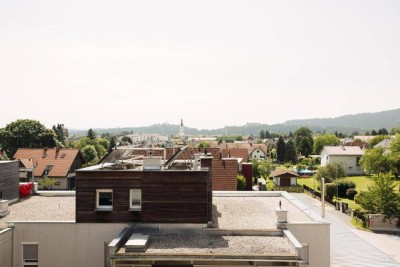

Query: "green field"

xmin=298 ymin=175 xmax=400 ymax=192
xmin=298 ymin=175 xmax=400 ymax=211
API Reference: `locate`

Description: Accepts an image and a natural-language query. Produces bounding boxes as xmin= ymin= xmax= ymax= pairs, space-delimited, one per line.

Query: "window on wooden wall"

xmin=96 ymin=189 xmax=113 ymax=210
xmin=129 ymin=189 xmax=142 ymax=211
xmin=22 ymin=243 xmax=38 ymax=267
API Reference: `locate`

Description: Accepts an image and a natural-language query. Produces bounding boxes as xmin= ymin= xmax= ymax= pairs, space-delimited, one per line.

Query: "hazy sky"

xmin=1 ymin=0 xmax=399 ymax=130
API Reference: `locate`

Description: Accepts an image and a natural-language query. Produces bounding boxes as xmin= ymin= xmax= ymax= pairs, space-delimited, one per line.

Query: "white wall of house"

xmin=320 ymin=151 xmax=363 ymax=175
xmin=0 ymin=228 xmax=12 ymax=267
xmin=12 ymin=223 xmax=126 ymax=267
xmin=250 ymin=149 xmax=266 ymax=160
xmin=286 ymin=222 xmax=330 ymax=267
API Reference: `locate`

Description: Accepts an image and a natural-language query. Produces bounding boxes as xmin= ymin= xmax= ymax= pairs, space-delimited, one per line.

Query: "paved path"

xmin=290 ymin=193 xmax=400 ymax=267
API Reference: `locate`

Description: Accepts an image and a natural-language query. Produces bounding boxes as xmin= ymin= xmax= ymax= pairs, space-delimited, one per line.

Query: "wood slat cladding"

xmin=76 ymin=169 xmax=210 ymax=224
xmin=0 ymin=161 xmax=19 ymax=201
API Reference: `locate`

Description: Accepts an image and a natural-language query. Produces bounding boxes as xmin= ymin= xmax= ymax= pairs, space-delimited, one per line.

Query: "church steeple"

xmin=178 ymin=118 xmax=185 ymax=137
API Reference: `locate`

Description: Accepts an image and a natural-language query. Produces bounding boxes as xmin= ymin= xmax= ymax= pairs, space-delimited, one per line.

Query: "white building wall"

xmin=323 ymin=155 xmax=363 ymax=175
xmin=250 ymin=150 xmax=266 ymax=160
xmin=0 ymin=228 xmax=12 ymax=267
xmin=12 ymin=223 xmax=126 ymax=267
xmin=286 ymin=223 xmax=330 ymax=267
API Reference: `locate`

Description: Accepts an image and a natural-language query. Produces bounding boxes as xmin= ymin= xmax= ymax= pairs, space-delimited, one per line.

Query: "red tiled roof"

xmin=228 ymin=148 xmax=249 ymax=162
xmin=13 ymin=148 xmax=84 ymax=177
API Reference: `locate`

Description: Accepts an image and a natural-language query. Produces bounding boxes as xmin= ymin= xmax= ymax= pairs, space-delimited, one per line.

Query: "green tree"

xmin=257 ymin=158 xmax=274 ymax=178
xmin=284 ymin=138 xmax=297 ymax=164
xmin=40 ymin=176 xmax=56 ymax=190
xmin=265 ymin=130 xmax=271 ymax=139
xmin=81 ymin=145 xmax=99 ymax=166
xmin=121 ymin=136 xmax=133 ymax=145
xmin=259 ymin=130 xmax=265 ymax=139
xmin=198 ymin=142 xmax=211 ymax=148
xmin=98 ymin=138 xmax=110 ymax=151
xmin=237 ymin=175 xmax=246 ymax=190
xmin=313 ymin=134 xmax=340 ymax=154
xmin=52 ymin=124 xmax=68 ymax=145
xmin=294 ymin=127 xmax=314 ymax=157
xmin=87 ymin=128 xmax=97 ymax=140
xmin=276 ymin=136 xmax=286 ymax=163
xmin=317 ymin=162 xmax=346 ymax=183
xmin=378 ymin=128 xmax=388 ymax=135
xmin=360 ymin=147 xmax=391 ymax=176
xmin=108 ymin=135 xmax=117 ymax=153
xmin=389 ymin=135 xmax=400 ymax=179
xmin=0 ymin=119 xmax=60 ymax=158
xmin=371 ymin=129 xmax=378 ymax=136
xmin=358 ymin=175 xmax=400 ymax=220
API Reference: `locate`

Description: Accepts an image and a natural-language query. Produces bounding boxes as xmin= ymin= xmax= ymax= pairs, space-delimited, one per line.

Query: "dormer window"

xmin=43 ymin=165 xmax=53 ymax=176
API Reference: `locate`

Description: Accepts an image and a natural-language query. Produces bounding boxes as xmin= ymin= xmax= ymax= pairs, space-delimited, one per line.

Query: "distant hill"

xmin=69 ymin=108 xmax=400 ymax=137
xmin=282 ymin=108 xmax=400 ymax=130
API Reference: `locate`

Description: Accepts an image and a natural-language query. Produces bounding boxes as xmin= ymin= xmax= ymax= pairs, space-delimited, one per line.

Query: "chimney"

xmin=42 ymin=147 xmax=48 ymax=158
xmin=55 ymin=147 xmax=61 ymax=158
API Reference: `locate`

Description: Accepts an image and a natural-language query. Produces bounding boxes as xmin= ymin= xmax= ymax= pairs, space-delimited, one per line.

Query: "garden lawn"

xmin=297 ymin=176 xmax=318 ymax=190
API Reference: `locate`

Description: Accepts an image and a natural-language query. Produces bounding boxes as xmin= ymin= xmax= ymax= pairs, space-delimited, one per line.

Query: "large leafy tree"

xmin=313 ymin=134 xmax=340 ymax=155
xmin=284 ymin=138 xmax=297 ymax=164
xmin=294 ymin=127 xmax=314 ymax=157
xmin=360 ymin=147 xmax=391 ymax=176
xmin=358 ymin=175 xmax=400 ymax=219
xmin=316 ymin=162 xmax=346 ymax=183
xmin=259 ymin=130 xmax=265 ymax=139
xmin=52 ymin=124 xmax=68 ymax=145
xmin=87 ymin=128 xmax=97 ymax=140
xmin=0 ymin=119 xmax=60 ymax=157
xmin=389 ymin=135 xmax=400 ymax=179
xmin=276 ymin=136 xmax=286 ymax=163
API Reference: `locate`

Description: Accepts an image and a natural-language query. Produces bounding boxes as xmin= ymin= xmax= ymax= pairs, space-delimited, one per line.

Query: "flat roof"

xmin=117 ymin=234 xmax=295 ymax=257
xmin=0 ymin=196 xmax=75 ymax=229
xmin=1 ymin=193 xmax=314 ymax=229
xmin=212 ymin=196 xmax=312 ymax=229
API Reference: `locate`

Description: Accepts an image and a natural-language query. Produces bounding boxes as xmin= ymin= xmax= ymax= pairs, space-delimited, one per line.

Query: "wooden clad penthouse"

xmin=76 ymin=154 xmax=213 ymax=224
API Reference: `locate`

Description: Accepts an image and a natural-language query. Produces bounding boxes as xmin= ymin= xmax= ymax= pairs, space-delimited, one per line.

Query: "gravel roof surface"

xmin=213 ymin=196 xmax=312 ymax=229
xmin=124 ymin=234 xmax=294 ymax=256
xmin=0 ymin=196 xmax=75 ymax=228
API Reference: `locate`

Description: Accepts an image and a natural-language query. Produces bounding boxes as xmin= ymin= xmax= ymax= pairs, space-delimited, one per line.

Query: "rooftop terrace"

xmin=0 ymin=196 xmax=75 ymax=228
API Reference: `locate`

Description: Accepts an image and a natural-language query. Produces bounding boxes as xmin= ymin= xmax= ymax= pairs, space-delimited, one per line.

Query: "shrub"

xmin=316 ymin=162 xmax=346 ymax=183
xmin=346 ymin=188 xmax=358 ymax=200
xmin=354 ymin=191 xmax=366 ymax=204
xmin=237 ymin=175 xmax=246 ymax=190
xmin=325 ymin=183 xmax=337 ymax=199
xmin=334 ymin=180 xmax=356 ymax=198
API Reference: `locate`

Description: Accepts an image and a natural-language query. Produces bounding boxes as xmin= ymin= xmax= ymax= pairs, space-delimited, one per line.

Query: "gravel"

xmin=0 ymin=196 xmax=75 ymax=228
xmin=144 ymin=234 xmax=294 ymax=255
xmin=213 ymin=196 xmax=312 ymax=229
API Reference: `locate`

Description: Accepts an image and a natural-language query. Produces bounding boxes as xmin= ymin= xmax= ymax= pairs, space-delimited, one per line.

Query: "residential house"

xmin=320 ymin=146 xmax=364 ymax=175
xmin=374 ymin=138 xmax=394 ymax=149
xmin=13 ymin=148 xmax=85 ymax=190
xmin=249 ymin=147 xmax=268 ymax=160
xmin=271 ymin=169 xmax=300 ymax=187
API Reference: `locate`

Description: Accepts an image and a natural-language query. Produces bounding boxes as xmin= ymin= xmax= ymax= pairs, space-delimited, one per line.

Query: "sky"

xmin=1 ymin=0 xmax=399 ymax=130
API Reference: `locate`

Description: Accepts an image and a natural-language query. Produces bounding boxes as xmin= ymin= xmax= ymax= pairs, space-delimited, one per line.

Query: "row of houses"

xmin=0 ymin=149 xmax=330 ymax=267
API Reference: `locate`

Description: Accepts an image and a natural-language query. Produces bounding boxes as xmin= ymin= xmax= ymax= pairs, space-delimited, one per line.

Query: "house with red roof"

xmin=13 ymin=148 xmax=85 ymax=190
